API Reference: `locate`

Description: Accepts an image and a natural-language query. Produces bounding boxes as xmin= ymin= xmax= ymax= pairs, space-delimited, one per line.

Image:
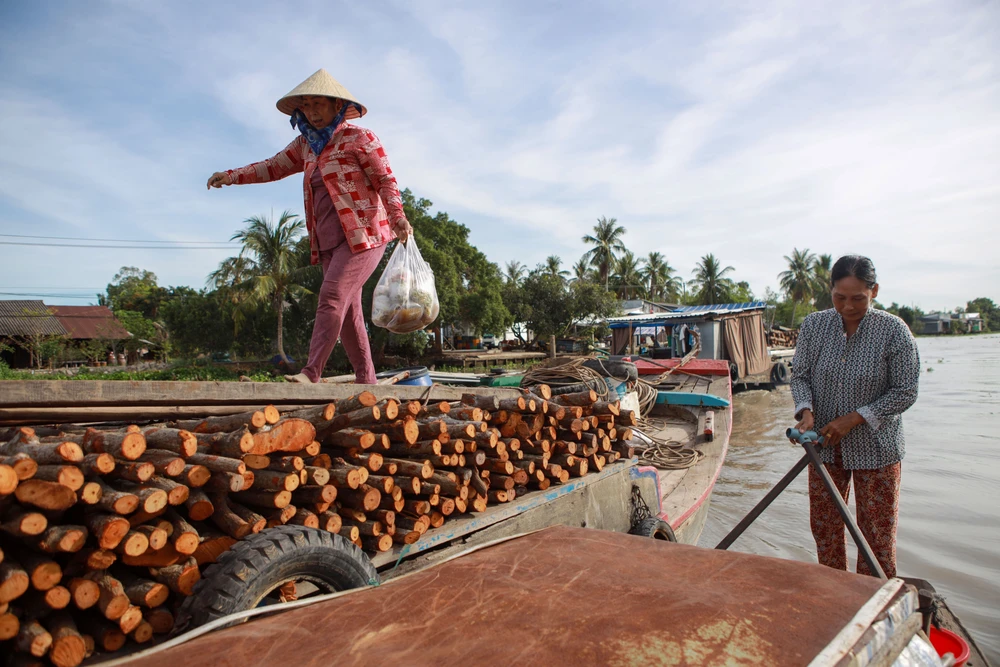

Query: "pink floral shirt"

xmin=227 ymin=123 xmax=406 ymax=264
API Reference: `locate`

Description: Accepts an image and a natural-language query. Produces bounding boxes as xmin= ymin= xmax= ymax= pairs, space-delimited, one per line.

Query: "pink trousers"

xmin=301 ymin=244 xmax=384 ymax=384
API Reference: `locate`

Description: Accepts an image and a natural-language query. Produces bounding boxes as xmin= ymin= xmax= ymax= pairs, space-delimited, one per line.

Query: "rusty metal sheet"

xmin=121 ymin=526 xmax=887 ymax=667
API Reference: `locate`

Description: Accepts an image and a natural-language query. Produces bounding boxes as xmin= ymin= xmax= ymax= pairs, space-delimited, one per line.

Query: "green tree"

xmin=504 ymin=260 xmax=526 ymax=286
xmin=641 ymin=252 xmax=682 ymax=302
xmin=101 ymin=267 xmax=167 ymax=320
xmin=115 ymin=310 xmax=157 ymax=358
xmin=582 ymin=216 xmax=627 ymax=289
xmin=570 ymin=257 xmax=594 ymax=284
xmin=778 ymin=248 xmax=817 ymax=326
xmin=543 ymin=256 xmax=569 ymax=282
xmin=613 ymin=250 xmax=643 ymax=299
xmin=730 ymin=281 xmax=755 ymax=303
xmin=967 ymin=297 xmax=999 ymax=331
xmin=211 ymin=211 xmax=311 ymax=363
xmin=160 ymin=287 xmax=236 ymax=357
xmin=812 ymin=253 xmax=833 ymax=310
xmin=518 ymin=271 xmax=618 ymax=340
xmin=689 ymin=254 xmax=736 ymax=305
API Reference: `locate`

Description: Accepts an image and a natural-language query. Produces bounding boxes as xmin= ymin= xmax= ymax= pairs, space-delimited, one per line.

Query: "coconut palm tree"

xmin=211 ymin=211 xmax=310 ymax=363
xmin=689 ymin=254 xmax=736 ymax=305
xmin=613 ymin=250 xmax=644 ymax=300
xmin=504 ymin=260 xmax=526 ymax=286
xmin=544 ymin=255 xmax=570 ymax=282
xmin=582 ymin=216 xmax=627 ymax=289
xmin=812 ymin=253 xmax=833 ymax=310
xmin=779 ymin=248 xmax=817 ymax=326
xmin=571 ymin=257 xmax=593 ymax=284
xmin=641 ymin=252 xmax=683 ymax=302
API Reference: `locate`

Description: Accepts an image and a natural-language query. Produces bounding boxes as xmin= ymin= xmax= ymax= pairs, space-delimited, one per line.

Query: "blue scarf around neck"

xmin=289 ymin=102 xmax=361 ymax=156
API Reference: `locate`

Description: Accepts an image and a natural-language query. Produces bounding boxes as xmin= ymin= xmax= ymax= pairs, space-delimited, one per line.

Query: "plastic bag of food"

xmin=371 ymin=238 xmax=440 ymax=334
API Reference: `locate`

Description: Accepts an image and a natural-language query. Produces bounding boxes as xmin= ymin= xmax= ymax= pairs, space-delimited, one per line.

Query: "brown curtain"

xmin=722 ymin=318 xmax=747 ymax=377
xmin=740 ymin=312 xmax=770 ymax=376
xmin=722 ymin=312 xmax=770 ymax=378
xmin=612 ymin=328 xmax=631 ymax=356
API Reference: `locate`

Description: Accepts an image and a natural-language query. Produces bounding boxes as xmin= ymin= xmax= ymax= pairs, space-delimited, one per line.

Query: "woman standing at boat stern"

xmin=790 ymin=255 xmax=920 ymax=578
xmin=207 ymin=69 xmax=413 ymax=384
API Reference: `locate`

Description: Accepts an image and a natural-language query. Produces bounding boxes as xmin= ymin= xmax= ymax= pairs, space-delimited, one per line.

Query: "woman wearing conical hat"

xmin=207 ymin=69 xmax=413 ymax=384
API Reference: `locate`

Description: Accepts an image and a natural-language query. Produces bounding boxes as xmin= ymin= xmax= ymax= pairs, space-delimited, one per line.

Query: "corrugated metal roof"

xmin=0 ymin=300 xmax=69 ymax=336
xmin=607 ymin=301 xmax=768 ymax=325
xmin=50 ymin=305 xmax=131 ymax=340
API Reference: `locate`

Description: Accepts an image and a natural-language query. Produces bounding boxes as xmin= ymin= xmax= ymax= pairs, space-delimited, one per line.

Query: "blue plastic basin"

xmin=376 ymin=366 xmax=432 ymax=386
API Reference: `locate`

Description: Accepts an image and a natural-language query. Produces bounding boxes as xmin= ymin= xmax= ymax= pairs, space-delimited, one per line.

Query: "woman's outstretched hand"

xmin=790 ymin=408 xmax=814 ymax=443
xmin=207 ymin=172 xmax=233 ymax=189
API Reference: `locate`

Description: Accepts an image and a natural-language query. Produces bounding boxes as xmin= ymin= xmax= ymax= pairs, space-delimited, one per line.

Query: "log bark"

xmin=327 ymin=406 xmax=381 ymax=433
xmin=106 ymin=461 xmax=155 ymax=483
xmin=232 ymin=488 xmax=292 ymax=509
xmin=16 ymin=618 xmax=53 ymax=657
xmin=228 ymin=501 xmax=266 ymax=534
xmin=202 ymin=471 xmax=246 ymax=494
xmin=337 ymin=525 xmax=360 ymax=542
xmin=143 ymin=476 xmax=189 ymax=506
xmin=35 ymin=525 xmax=88 ymax=554
xmin=334 ymin=392 xmax=378 ymax=414
xmin=75 ymin=614 xmax=125 ymax=652
xmin=364 ymin=474 xmax=395 ymax=494
xmin=208 ymin=494 xmax=252 ymax=539
xmin=191 ymin=534 xmax=237 ymax=567
xmin=5 ymin=441 xmax=84 ymax=465
xmin=382 ymin=458 xmax=433 ymax=479
xmin=141 ymin=428 xmax=197 ymax=457
xmin=360 ymin=534 xmax=393 ymax=552
xmin=368 ymin=419 xmax=419 ymax=445
xmin=132 ymin=619 xmax=154 ymax=644
xmin=323 ymin=428 xmax=376 ymax=450
xmin=283 ymin=403 xmax=336 ymax=426
xmin=267 ymin=455 xmax=304 ymax=473
xmin=88 ymin=573 xmax=130 ymax=621
xmin=327 ymin=466 xmax=364 ymax=490
xmin=173 ymin=410 xmax=266 ymax=433
xmin=461 ymin=394 xmax=500 ymax=410
xmin=0 ymin=608 xmax=18 ymax=641
xmin=395 ymin=514 xmax=429 ymax=534
xmin=82 ymin=514 xmax=129 ymax=551
xmin=248 ymin=469 xmax=299 ymax=492
xmin=164 ymin=510 xmax=200 ymax=555
xmin=184 ymin=488 xmax=214 ymax=521
xmin=317 ymin=511 xmax=342 ymax=533
xmin=117 ymin=572 xmax=169 ymax=609
xmin=288 ymin=507 xmax=319 ymax=529
xmin=373 ymin=399 xmax=399 ymax=421
xmin=83 ymin=429 xmax=146 ymax=461
xmin=196 ymin=429 xmax=253 ymax=458
xmin=178 ymin=464 xmax=211 ymax=488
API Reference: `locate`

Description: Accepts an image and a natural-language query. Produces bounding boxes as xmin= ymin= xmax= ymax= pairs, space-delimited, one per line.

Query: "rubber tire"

xmin=176 ymin=525 xmax=378 ymax=631
xmin=582 ymin=359 xmax=638 ymax=382
xmin=770 ymin=362 xmax=790 ymax=384
xmin=629 ymin=517 xmax=677 ymax=542
xmin=728 ymin=362 xmax=740 ymax=383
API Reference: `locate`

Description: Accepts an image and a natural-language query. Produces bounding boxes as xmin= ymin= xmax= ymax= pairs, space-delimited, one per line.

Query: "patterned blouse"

xmin=790 ymin=308 xmax=921 ymax=469
xmin=226 ymin=122 xmax=405 ymax=265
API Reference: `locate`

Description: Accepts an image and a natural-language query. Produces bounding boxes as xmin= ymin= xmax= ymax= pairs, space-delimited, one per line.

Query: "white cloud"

xmin=0 ymin=0 xmax=996 ymax=311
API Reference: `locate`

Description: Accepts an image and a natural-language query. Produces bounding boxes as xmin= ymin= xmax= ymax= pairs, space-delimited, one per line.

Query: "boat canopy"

xmin=606 ymin=301 xmax=768 ymax=329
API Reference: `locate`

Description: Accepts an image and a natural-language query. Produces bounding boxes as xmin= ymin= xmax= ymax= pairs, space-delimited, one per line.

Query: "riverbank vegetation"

xmin=2 ymin=200 xmax=994 ymax=375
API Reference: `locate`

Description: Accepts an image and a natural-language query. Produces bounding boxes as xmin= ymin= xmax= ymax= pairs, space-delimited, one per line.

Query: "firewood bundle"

xmin=766 ymin=328 xmax=798 ymax=348
xmin=0 ymin=387 xmax=636 ymax=665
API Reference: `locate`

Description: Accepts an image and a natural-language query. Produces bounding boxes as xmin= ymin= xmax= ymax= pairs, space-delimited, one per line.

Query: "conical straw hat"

xmin=276 ymin=69 xmax=366 ymax=119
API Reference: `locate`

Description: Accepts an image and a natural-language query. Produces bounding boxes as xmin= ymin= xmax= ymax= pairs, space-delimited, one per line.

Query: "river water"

xmin=700 ymin=333 xmax=1000 ymax=663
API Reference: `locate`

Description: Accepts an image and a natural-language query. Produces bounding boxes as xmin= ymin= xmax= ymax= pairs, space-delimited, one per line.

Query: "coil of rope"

xmin=520 ymin=357 xmax=610 ymax=398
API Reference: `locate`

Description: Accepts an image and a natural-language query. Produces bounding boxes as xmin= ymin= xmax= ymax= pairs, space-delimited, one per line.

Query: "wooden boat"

xmin=628 ymin=357 xmax=733 ymax=545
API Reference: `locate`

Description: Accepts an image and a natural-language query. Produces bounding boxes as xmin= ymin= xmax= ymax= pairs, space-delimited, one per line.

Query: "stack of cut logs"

xmin=0 ymin=386 xmax=636 ymax=666
xmin=766 ymin=328 xmax=798 ymax=348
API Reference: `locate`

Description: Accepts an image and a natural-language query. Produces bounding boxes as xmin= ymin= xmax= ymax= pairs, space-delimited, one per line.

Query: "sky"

xmin=0 ymin=0 xmax=997 ymax=313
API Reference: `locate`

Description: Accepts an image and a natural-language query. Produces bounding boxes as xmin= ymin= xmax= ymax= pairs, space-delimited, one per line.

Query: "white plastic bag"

xmin=371 ymin=238 xmax=440 ymax=334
